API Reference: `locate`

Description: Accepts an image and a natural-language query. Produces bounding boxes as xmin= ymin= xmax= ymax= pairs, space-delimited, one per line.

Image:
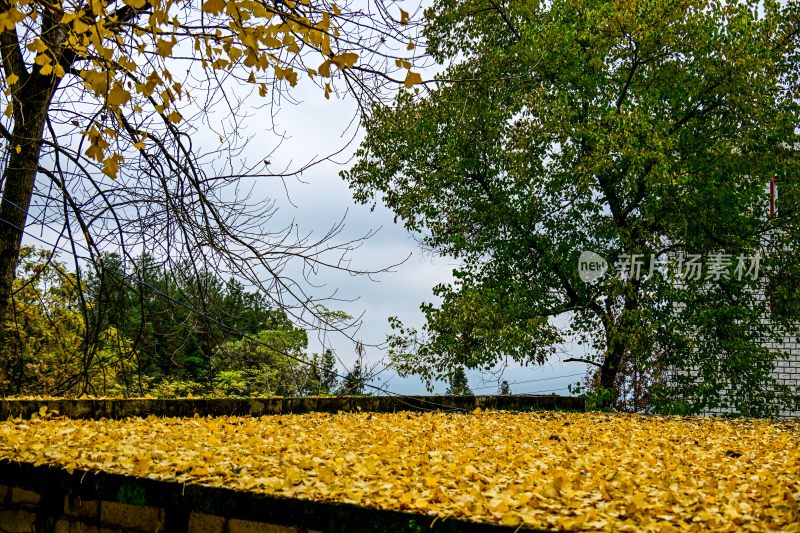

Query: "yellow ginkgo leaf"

xmin=26 ymin=39 xmax=48 ymax=53
xmin=321 ymin=33 xmax=331 ymax=57
xmin=318 ymin=60 xmax=332 ymax=78
xmin=167 ymin=110 xmax=182 ymax=123
xmin=82 ymin=70 xmax=110 ymax=95
xmin=274 ymin=66 xmax=298 ymax=86
xmin=202 ymin=0 xmax=226 ymax=15
xmin=403 ymin=70 xmax=422 ymax=89
xmin=101 ymin=156 xmax=121 ymax=179
xmin=331 ymin=52 xmax=358 ymax=69
xmin=6 ymin=73 xmax=19 ymax=85
xmin=107 ymin=85 xmax=132 ymax=106
xmin=156 ymin=38 xmax=176 ymax=57
xmin=73 ymin=19 xmax=91 ymax=34
xmin=399 ymin=8 xmax=409 ymax=25
xmin=228 ymin=47 xmax=243 ymax=62
xmin=317 ymin=466 xmax=335 ymax=484
xmin=85 ymin=143 xmax=104 ymax=162
xmin=0 ymin=12 xmax=15 ymax=31
xmin=88 ymin=0 xmax=104 ymax=16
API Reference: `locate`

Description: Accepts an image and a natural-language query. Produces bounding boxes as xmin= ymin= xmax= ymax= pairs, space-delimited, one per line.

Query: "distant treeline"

xmin=0 ymin=247 xmax=368 ymax=398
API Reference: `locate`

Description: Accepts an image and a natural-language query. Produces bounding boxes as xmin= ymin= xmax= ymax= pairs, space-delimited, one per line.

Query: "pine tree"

xmin=446 ymin=367 xmax=473 ymax=396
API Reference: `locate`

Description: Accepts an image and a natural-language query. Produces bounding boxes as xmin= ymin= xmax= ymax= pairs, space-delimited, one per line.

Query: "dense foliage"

xmin=344 ymin=0 xmax=800 ymax=415
xmin=0 ymin=246 xmax=342 ymax=397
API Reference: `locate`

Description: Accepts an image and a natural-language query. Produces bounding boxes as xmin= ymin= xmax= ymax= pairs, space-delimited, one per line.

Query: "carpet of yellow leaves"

xmin=0 ymin=411 xmax=798 ymax=531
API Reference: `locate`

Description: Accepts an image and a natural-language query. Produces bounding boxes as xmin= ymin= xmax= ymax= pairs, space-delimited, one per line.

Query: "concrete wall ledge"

xmin=0 ymin=395 xmax=584 ymax=420
xmin=0 ymin=460 xmax=555 ymax=533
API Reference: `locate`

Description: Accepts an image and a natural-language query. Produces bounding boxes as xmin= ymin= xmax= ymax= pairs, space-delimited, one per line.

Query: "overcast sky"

xmin=17 ymin=4 xmax=593 ymax=396
xmin=217 ymin=67 xmax=593 ymax=397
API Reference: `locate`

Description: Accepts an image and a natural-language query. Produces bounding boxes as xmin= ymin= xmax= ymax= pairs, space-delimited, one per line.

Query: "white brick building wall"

xmin=766 ymin=179 xmax=800 ymax=416
xmin=700 ymin=329 xmax=800 ymax=418
xmin=775 ymin=338 xmax=800 ymax=417
xmin=704 ymin=181 xmax=800 ymax=417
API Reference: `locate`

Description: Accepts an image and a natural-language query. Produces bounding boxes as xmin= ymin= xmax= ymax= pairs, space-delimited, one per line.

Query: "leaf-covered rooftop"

xmin=1 ymin=411 xmax=798 ymax=531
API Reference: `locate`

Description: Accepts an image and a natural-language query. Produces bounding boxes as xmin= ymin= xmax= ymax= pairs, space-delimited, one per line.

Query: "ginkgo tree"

xmin=345 ymin=0 xmax=800 ymax=414
xmin=0 ymin=0 xmax=423 ymax=337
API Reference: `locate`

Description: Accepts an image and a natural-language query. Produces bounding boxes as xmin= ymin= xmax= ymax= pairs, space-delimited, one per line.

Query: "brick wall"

xmin=0 ymin=484 xmax=314 ymax=533
xmin=703 ymin=335 xmax=800 ymax=418
xmin=0 ymin=395 xmax=585 ymax=421
xmin=0 ymin=461 xmax=516 ymax=533
xmin=774 ymin=336 xmax=800 ymax=417
xmin=774 ymin=336 xmax=800 ymax=388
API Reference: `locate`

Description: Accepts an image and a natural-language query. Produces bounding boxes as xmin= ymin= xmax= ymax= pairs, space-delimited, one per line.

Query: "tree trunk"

xmin=600 ymin=342 xmax=623 ymax=392
xmin=0 ymin=76 xmax=59 ymax=330
xmin=599 ymin=284 xmax=640 ymax=407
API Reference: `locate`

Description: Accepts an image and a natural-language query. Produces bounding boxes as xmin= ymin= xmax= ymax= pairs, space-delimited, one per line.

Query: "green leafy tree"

xmin=344 ymin=0 xmax=800 ymax=415
xmin=84 ymin=253 xmax=142 ymax=393
xmin=499 ymin=380 xmax=510 ymax=396
xmin=86 ymin=254 xmax=287 ymax=392
xmin=309 ymin=349 xmax=338 ymax=394
xmin=212 ymin=312 xmax=311 ymax=396
xmin=3 ymin=247 xmax=328 ymax=397
xmin=338 ymin=341 xmax=370 ymax=395
xmin=445 ymin=366 xmax=472 ymax=396
xmin=0 ymin=246 xmax=122 ymax=396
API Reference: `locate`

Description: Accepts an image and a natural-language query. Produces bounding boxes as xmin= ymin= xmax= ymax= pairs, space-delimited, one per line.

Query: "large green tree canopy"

xmin=344 ymin=0 xmax=800 ymax=414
